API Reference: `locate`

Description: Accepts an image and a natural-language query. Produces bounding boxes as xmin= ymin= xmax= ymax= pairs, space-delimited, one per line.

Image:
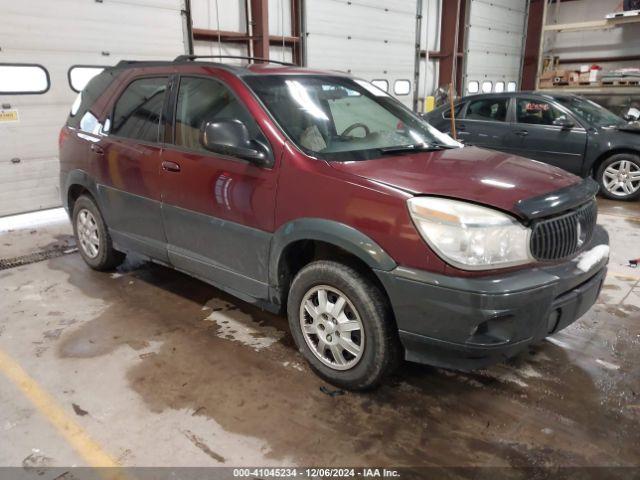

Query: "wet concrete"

xmin=0 ymin=199 xmax=639 ymax=468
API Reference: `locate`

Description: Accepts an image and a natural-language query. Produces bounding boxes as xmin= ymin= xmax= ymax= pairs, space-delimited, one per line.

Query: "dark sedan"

xmin=426 ymin=92 xmax=640 ymax=201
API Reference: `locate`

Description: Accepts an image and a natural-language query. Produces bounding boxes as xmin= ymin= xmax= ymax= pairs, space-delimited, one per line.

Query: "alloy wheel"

xmin=602 ymin=160 xmax=640 ymax=197
xmin=76 ymin=209 xmax=100 ymax=258
xmin=299 ymin=285 xmax=365 ymax=371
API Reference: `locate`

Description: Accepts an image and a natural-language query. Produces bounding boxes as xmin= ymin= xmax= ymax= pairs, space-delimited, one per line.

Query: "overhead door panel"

xmin=305 ymin=0 xmax=418 ymax=106
xmin=0 ymin=0 xmax=186 ymax=217
xmin=463 ymin=0 xmax=528 ymax=94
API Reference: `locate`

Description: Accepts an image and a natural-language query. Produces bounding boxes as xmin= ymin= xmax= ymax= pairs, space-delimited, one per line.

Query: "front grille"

xmin=530 ymin=200 xmax=597 ymax=261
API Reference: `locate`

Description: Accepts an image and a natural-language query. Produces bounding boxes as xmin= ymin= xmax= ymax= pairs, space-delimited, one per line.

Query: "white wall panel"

xmin=0 ymin=0 xmax=186 ymax=216
xmin=463 ymin=0 xmax=528 ymax=94
xmin=417 ymin=0 xmax=442 ymax=109
xmin=269 ymin=0 xmax=292 ymax=37
xmin=191 ymin=0 xmax=247 ymax=32
xmin=305 ymin=0 xmax=419 ymax=107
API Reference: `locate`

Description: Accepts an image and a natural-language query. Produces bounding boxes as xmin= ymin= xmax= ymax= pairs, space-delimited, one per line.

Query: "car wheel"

xmin=287 ymin=260 xmax=401 ymax=390
xmin=597 ymin=153 xmax=640 ymax=201
xmin=72 ymin=195 xmax=125 ymax=270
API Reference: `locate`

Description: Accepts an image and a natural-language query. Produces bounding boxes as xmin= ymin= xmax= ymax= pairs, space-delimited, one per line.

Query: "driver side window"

xmin=174 ymin=76 xmax=261 ymax=153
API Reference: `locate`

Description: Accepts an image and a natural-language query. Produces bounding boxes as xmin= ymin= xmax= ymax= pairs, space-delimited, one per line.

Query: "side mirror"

xmin=200 ymin=119 xmax=270 ymax=165
xmin=553 ymin=116 xmax=575 ymax=130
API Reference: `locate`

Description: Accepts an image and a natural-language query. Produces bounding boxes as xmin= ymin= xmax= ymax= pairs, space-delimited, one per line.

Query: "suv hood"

xmin=328 ymin=146 xmax=583 ymax=219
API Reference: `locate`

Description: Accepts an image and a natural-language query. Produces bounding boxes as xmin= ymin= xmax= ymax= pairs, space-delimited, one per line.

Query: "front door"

xmin=160 ymin=75 xmax=278 ymax=301
xmin=97 ymin=76 xmax=169 ymax=262
xmin=507 ymin=97 xmax=587 ymax=174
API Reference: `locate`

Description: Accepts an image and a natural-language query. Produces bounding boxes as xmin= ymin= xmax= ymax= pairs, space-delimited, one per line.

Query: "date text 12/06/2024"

xmin=233 ymin=468 xmax=401 ymax=478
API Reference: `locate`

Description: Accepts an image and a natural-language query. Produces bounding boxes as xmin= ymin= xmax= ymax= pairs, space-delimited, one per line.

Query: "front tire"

xmin=596 ymin=153 xmax=640 ymax=201
xmin=72 ymin=195 xmax=125 ymax=270
xmin=287 ymin=260 xmax=401 ymax=390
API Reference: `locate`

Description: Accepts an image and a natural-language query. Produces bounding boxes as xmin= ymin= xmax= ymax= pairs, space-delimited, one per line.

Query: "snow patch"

xmin=574 ymin=244 xmax=609 ymax=273
xmin=595 ymin=358 xmax=620 ymax=370
xmin=546 ymin=336 xmax=572 ymax=350
xmin=204 ymin=298 xmax=284 ymax=351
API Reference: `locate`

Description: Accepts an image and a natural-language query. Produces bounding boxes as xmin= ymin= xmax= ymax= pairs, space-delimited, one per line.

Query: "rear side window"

xmin=466 ymin=98 xmax=509 ymax=122
xmin=174 ymin=76 xmax=263 ymax=154
xmin=67 ymin=69 xmax=117 ymax=131
xmin=0 ymin=64 xmax=50 ymax=94
xmin=111 ymin=77 xmax=168 ymax=143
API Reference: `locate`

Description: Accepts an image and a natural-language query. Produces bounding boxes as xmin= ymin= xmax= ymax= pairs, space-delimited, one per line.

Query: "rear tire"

xmin=596 ymin=153 xmax=640 ymax=201
xmin=72 ymin=195 xmax=125 ymax=270
xmin=287 ymin=260 xmax=401 ymax=390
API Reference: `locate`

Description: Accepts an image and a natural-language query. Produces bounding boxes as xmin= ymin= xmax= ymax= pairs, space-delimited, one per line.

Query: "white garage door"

xmin=462 ymin=0 xmax=528 ymax=95
xmin=304 ymin=0 xmax=418 ymax=107
xmin=0 ymin=0 xmax=187 ymax=217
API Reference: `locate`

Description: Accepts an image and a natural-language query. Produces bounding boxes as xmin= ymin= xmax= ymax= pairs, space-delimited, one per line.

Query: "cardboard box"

xmin=540 ymin=70 xmax=555 ymax=81
xmin=579 ymin=72 xmax=591 ymax=83
xmin=539 ymin=79 xmax=554 ymax=89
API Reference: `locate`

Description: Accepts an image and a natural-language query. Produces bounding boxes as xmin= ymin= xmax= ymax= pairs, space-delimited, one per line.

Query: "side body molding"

xmin=268 ymin=218 xmax=397 ymax=302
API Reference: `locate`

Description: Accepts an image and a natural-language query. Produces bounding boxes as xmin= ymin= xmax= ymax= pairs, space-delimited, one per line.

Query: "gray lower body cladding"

xmin=376 ymin=226 xmax=609 ymax=370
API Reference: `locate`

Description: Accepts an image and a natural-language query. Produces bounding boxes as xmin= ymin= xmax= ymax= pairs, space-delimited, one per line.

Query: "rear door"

xmin=507 ymin=96 xmax=587 ymax=174
xmin=457 ymin=96 xmax=512 ymax=151
xmin=159 ymin=75 xmax=278 ymax=301
xmin=96 ymin=75 xmax=170 ymax=262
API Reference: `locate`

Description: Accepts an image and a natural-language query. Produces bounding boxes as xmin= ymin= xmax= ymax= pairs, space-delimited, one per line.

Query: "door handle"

xmin=514 ymin=130 xmax=529 ymax=137
xmin=90 ymin=143 xmax=105 ymax=155
xmin=162 ymin=160 xmax=181 ymax=172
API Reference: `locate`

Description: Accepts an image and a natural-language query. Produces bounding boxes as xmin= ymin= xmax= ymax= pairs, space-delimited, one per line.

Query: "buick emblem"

xmin=576 ymin=219 xmax=586 ymax=248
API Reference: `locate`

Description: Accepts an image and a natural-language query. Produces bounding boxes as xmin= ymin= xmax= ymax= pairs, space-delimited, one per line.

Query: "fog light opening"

xmin=547 ymin=309 xmax=561 ymax=334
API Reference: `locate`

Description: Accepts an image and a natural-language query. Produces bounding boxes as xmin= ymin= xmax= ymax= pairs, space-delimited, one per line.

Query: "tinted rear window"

xmin=67 ymin=70 xmax=117 ymax=130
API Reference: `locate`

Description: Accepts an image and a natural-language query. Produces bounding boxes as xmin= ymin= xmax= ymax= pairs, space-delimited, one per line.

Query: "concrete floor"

xmin=0 ymin=199 xmax=639 ymax=469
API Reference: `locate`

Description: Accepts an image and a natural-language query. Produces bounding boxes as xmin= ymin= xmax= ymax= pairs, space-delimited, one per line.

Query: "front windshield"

xmin=244 ymin=75 xmax=460 ymax=161
xmin=554 ymin=95 xmax=624 ymax=128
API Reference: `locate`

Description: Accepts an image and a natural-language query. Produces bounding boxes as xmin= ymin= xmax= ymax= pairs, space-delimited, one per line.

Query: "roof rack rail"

xmin=173 ymin=55 xmax=296 ymax=67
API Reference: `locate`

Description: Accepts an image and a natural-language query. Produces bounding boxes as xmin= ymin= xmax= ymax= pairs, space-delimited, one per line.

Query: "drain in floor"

xmin=0 ymin=245 xmax=78 ymax=270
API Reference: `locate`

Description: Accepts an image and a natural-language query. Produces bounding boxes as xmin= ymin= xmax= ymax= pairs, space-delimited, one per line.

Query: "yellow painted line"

xmin=0 ymin=348 xmax=119 ymax=468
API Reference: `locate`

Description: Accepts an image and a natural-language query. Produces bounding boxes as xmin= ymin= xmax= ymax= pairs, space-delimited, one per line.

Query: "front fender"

xmin=268 ymin=218 xmax=397 ymax=289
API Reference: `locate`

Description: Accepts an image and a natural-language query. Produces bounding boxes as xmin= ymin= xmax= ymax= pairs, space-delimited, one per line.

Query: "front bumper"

xmin=376 ymin=225 xmax=609 ymax=370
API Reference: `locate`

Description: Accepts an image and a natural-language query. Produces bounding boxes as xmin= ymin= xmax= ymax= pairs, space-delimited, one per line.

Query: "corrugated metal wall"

xmin=546 ymin=0 xmax=640 ymax=70
xmin=0 ymin=0 xmax=186 ymax=217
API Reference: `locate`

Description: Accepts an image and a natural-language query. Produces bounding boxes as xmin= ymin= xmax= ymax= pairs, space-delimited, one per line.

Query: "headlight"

xmin=407 ymin=197 xmax=532 ymax=270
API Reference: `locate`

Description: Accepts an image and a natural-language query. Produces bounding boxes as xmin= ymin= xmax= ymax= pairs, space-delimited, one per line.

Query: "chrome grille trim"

xmin=530 ymin=200 xmax=597 ymax=261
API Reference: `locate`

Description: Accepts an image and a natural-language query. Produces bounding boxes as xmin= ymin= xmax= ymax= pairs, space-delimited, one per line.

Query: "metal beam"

xmin=291 ymin=0 xmax=302 ymax=65
xmin=251 ymin=0 xmax=270 ymax=60
xmin=438 ymin=0 xmax=466 ymax=95
xmin=521 ymin=0 xmax=544 ymax=90
xmin=192 ymin=28 xmax=299 ymax=46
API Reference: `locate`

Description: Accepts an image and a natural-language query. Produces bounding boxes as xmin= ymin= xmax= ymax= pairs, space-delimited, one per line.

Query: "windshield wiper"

xmin=379 ymin=143 xmax=457 ymax=154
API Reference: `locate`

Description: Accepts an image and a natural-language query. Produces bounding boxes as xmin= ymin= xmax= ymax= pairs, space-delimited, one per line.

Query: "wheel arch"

xmin=590 ymin=148 xmax=640 ymax=179
xmin=268 ymin=219 xmax=397 ymax=309
xmin=64 ymin=169 xmax=101 ymax=215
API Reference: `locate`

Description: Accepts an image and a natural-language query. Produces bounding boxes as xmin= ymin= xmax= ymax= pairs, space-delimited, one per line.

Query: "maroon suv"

xmin=59 ymin=56 xmax=609 ymax=390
